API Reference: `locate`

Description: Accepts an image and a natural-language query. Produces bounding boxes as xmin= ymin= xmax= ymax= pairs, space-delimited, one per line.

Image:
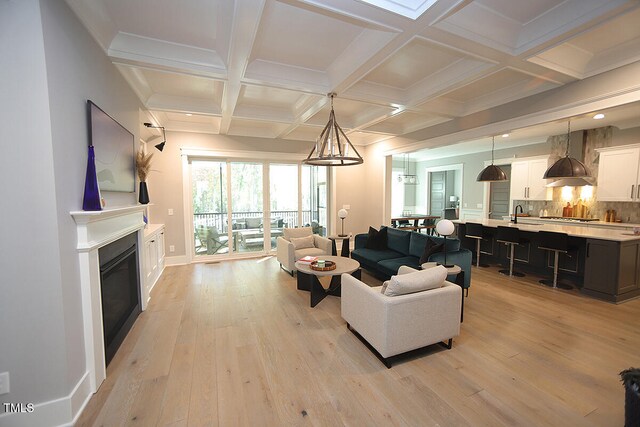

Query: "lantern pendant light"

xmin=303 ymin=93 xmax=363 ymax=166
xmin=477 ymin=136 xmax=508 ymax=182
xmin=543 ymin=120 xmax=591 ymax=179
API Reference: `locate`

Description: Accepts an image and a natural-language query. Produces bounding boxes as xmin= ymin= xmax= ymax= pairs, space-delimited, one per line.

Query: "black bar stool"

xmin=537 ymin=231 xmax=574 ymax=290
xmin=465 ymin=222 xmax=489 ymax=267
xmin=496 ymin=226 xmax=525 ymax=277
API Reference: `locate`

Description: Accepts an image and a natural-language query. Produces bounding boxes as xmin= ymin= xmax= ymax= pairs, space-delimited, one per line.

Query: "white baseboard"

xmin=0 ymin=371 xmax=92 ymax=427
xmin=165 ymin=255 xmax=187 ymax=266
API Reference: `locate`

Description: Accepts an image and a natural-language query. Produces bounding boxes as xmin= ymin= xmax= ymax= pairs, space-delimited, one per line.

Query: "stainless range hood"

xmin=547 ymin=177 xmax=595 ymax=187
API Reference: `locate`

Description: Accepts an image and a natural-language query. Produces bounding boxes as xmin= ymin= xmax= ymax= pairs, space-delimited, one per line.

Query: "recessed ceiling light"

xmin=185 ymin=113 xmax=193 ymax=116
xmin=593 ymin=113 xmax=605 ymax=119
xmin=501 ymin=133 xmax=510 ymax=138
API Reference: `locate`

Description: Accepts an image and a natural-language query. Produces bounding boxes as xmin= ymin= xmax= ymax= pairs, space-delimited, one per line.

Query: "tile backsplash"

xmin=516 ymin=198 xmax=640 ymax=224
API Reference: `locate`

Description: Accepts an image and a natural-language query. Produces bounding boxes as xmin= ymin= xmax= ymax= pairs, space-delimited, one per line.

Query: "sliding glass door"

xmin=190 ymin=159 xmax=328 ymax=259
xmin=270 ymin=164 xmax=298 ymax=250
xmin=192 ymin=160 xmax=228 ymax=256
xmin=302 ymin=165 xmax=327 ymax=236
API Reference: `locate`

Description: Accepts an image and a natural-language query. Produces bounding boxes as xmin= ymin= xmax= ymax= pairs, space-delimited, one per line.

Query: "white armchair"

xmin=341 ymin=266 xmax=461 ymax=368
xmin=276 ymin=226 xmax=333 ymax=275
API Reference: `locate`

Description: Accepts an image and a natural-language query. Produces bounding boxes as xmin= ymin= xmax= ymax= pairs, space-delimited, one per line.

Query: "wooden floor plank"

xmin=76 ymin=258 xmax=640 ymax=426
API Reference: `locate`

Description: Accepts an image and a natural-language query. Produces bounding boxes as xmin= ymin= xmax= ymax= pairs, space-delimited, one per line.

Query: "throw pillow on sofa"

xmin=290 ymin=235 xmax=315 ymax=250
xmin=419 ymin=238 xmax=444 ymax=265
xmin=382 ymin=265 xmax=447 ymax=296
xmin=365 ymin=226 xmax=388 ymax=250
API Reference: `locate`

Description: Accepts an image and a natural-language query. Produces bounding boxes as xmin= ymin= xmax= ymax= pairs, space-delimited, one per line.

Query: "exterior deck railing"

xmin=194 ymin=210 xmax=318 ymax=233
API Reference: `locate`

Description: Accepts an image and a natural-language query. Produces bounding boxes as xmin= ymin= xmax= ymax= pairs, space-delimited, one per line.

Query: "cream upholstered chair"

xmin=341 ymin=265 xmax=461 ymax=368
xmin=276 ymin=226 xmax=332 ymax=275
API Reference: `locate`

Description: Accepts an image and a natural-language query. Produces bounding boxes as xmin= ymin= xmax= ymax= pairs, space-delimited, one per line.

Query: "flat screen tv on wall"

xmin=88 ymin=100 xmax=135 ymax=193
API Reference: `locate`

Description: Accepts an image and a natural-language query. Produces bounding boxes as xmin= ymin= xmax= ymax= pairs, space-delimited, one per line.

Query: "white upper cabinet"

xmin=510 ymin=158 xmax=552 ymax=201
xmin=596 ymin=145 xmax=640 ymax=202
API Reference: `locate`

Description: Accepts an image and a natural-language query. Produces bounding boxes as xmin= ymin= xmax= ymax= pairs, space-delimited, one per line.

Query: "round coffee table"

xmin=295 ymin=256 xmax=361 ymax=307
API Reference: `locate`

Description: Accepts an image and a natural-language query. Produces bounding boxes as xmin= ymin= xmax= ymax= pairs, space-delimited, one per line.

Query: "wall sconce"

xmin=144 ymin=122 xmax=166 ymax=152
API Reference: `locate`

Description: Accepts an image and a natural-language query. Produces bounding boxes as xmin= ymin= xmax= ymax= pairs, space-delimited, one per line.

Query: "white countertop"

xmin=456 ymin=218 xmax=640 ymax=242
xmin=512 ymin=216 xmax=640 ymax=229
xmin=144 ymin=223 xmax=164 ymax=238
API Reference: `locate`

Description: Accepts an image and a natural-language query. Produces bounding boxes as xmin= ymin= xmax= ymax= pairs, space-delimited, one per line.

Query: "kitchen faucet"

xmin=512 ymin=204 xmax=524 ymax=224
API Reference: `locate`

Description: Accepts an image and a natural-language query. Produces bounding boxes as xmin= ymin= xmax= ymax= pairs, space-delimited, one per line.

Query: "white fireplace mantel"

xmin=71 ymin=205 xmax=147 ymax=393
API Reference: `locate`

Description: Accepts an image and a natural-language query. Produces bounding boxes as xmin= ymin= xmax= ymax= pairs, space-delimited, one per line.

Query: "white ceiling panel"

xmin=282 ymin=125 xmax=325 ymax=141
xmin=104 ymin=0 xmax=219 ymax=50
xmin=68 ymin=0 xmax=640 ymax=144
xmin=439 ymin=68 xmax=559 ymax=113
xmin=306 ymin=98 xmax=393 ymax=129
xmin=346 ymin=131 xmax=393 ymax=146
xmin=149 ymin=111 xmax=221 ymax=135
xmin=363 ymin=38 xmax=465 ymax=90
xmin=434 ymin=0 xmax=635 ymax=55
xmin=250 ymin=1 xmax=365 ymax=71
xmin=476 ymin=0 xmax=563 ymax=25
xmin=227 ymin=118 xmax=290 ymax=139
xmin=527 ymin=7 xmax=640 ymax=78
xmin=141 ymin=69 xmax=222 ymax=100
xmin=365 ymin=111 xmax=450 ymax=135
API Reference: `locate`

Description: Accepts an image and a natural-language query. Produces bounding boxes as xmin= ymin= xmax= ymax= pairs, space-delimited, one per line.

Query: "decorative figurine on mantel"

xmin=136 ymin=146 xmax=153 ymax=204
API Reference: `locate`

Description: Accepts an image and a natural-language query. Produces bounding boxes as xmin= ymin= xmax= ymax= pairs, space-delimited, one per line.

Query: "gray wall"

xmin=40 ymin=0 xmax=142 ymax=396
xmin=0 ymin=0 xmax=68 ymax=409
xmin=414 ymin=143 xmax=552 ymax=211
xmin=1 ymin=0 xmax=143 ymax=414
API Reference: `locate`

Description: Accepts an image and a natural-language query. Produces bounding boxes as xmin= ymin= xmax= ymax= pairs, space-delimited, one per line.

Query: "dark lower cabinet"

xmin=583 ymin=239 xmax=640 ymax=302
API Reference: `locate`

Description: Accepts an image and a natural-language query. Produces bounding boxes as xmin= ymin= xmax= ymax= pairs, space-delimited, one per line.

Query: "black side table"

xmin=329 ymin=234 xmax=351 ymax=257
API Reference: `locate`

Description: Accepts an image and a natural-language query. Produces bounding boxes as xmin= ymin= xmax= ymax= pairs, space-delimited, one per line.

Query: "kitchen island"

xmin=456 ymin=219 xmax=640 ymax=303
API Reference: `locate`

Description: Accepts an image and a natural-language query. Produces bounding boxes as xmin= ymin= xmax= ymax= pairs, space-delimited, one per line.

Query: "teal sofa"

xmin=351 ymin=227 xmax=472 ymax=290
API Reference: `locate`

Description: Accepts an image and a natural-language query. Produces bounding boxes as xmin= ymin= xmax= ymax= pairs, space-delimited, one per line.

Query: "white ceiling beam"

xmin=108 ymin=33 xmax=227 ymax=78
xmin=219 ymin=0 xmax=267 ymax=134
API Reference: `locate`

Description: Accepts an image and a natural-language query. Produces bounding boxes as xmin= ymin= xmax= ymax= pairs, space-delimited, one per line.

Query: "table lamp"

xmin=338 ymin=209 xmax=348 ymax=237
xmin=435 ymin=219 xmax=455 ymax=268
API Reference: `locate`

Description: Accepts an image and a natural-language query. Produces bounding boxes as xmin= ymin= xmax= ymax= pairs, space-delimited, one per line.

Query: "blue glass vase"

xmin=82 ymin=145 xmax=102 ymax=211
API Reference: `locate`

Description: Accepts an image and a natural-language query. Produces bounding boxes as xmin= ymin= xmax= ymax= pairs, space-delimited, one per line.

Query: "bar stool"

xmin=465 ymin=222 xmax=489 ymax=267
xmin=537 ymin=231 xmax=574 ymax=290
xmin=496 ymin=226 xmax=525 ymax=277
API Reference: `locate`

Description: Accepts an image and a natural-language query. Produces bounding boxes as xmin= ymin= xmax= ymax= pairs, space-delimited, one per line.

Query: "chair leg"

xmin=474 ymin=239 xmax=489 ymax=267
xmin=540 ymin=250 xmax=572 ymax=289
xmin=499 ymin=243 xmax=524 ymax=277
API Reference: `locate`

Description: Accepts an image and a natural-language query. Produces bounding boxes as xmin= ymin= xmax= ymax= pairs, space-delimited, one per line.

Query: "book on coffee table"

xmin=298 ymin=256 xmax=318 ymax=264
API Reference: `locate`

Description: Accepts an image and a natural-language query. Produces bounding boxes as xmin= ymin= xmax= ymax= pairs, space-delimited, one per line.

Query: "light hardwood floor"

xmin=76 ymin=257 xmax=640 ymax=426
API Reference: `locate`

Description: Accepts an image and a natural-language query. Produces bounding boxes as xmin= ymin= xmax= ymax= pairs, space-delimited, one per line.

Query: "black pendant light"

xmin=543 ymin=120 xmax=590 ymax=179
xmin=477 ymin=136 xmax=507 ymax=182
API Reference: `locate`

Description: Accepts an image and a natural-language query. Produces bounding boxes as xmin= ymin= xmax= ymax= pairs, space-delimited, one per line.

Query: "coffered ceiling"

xmin=66 ymin=0 xmax=640 ymax=148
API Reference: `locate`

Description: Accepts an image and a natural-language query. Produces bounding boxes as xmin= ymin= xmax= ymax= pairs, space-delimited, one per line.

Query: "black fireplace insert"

xmin=98 ymin=232 xmax=141 ymax=366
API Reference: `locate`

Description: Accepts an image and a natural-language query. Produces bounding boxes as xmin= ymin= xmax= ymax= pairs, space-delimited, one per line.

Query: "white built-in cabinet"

xmin=509 ymin=158 xmax=552 ymax=201
xmin=596 ymin=145 xmax=640 ymax=202
xmin=143 ymin=224 xmax=165 ymax=304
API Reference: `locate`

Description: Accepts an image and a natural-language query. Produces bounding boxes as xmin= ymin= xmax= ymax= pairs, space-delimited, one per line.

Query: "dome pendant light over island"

xmin=543 ymin=120 xmax=591 ymax=179
xmin=477 ymin=136 xmax=508 ymax=182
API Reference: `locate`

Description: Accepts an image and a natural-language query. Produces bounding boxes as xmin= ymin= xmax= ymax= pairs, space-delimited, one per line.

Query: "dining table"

xmin=391 ymin=214 xmax=440 ymax=234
